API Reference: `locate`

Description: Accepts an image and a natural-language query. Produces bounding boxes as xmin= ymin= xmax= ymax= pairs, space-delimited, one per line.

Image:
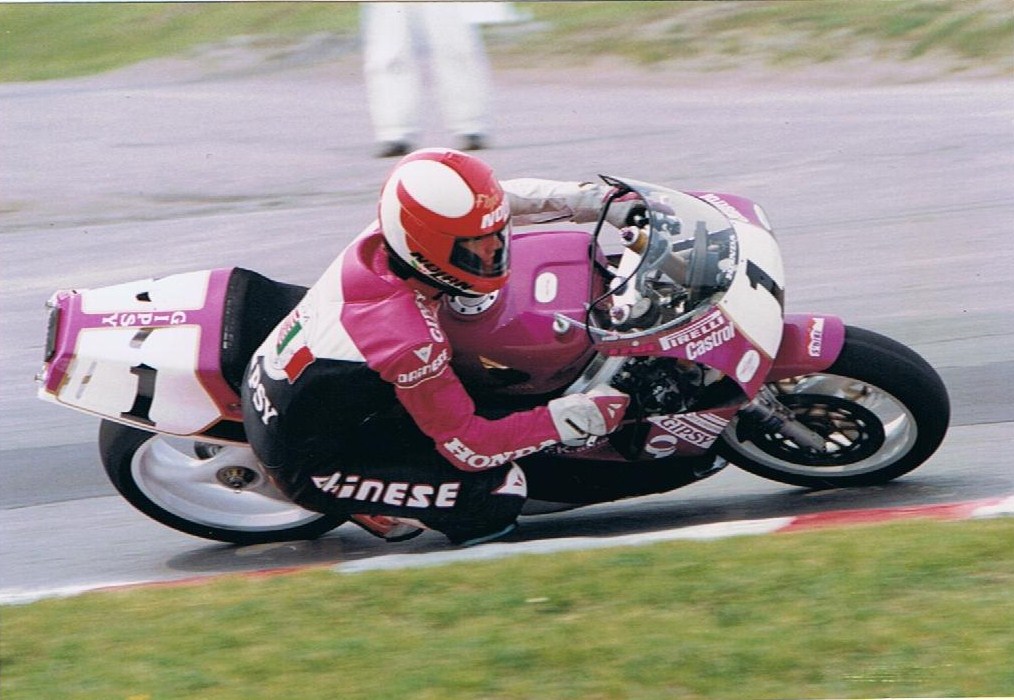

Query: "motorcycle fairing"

xmin=686 ymin=191 xmax=773 ymax=231
xmin=587 ymin=180 xmax=786 ymax=399
xmin=550 ymin=402 xmax=741 ymax=462
xmin=633 ymin=314 xmax=845 ymax=459
xmin=639 ymin=406 xmax=738 ymax=458
xmin=767 ymin=313 xmax=846 ymax=381
xmin=38 ymin=268 xmax=243 ymax=435
xmin=441 ymin=229 xmax=604 ymax=395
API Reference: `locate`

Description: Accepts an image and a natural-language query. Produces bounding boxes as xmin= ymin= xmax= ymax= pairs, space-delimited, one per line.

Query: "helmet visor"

xmin=450 ymin=226 xmax=510 ymax=278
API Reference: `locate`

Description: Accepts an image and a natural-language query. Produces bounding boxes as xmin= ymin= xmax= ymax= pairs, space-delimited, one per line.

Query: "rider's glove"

xmin=603 ymin=189 xmax=648 ymax=230
xmin=548 ymin=385 xmax=630 ymax=446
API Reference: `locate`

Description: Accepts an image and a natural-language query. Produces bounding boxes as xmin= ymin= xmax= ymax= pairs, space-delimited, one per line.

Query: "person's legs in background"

xmin=421 ymin=2 xmax=492 ymax=152
xmin=362 ymin=2 xmax=420 ymax=157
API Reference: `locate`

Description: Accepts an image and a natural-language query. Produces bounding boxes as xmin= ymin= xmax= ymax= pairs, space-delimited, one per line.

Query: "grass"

xmin=0 ymin=1 xmax=1011 ymax=82
xmin=2 ymin=519 xmax=1013 ymax=699
xmin=0 ymin=3 xmax=361 ymax=81
xmin=507 ymin=0 xmax=1014 ymax=70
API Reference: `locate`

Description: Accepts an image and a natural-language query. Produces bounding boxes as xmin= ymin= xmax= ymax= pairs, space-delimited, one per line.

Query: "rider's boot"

xmin=350 ymin=514 xmax=427 ymax=542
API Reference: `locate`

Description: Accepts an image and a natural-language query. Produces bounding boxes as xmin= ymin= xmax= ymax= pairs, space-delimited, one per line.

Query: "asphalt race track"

xmin=2 ymin=56 xmax=1012 ymax=599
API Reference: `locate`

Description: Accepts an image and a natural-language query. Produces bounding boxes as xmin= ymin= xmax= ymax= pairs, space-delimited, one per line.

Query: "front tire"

xmin=100 ymin=420 xmax=344 ymax=545
xmin=718 ymin=326 xmax=950 ymax=488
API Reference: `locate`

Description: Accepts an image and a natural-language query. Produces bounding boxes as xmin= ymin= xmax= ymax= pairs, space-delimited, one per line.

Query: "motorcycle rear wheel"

xmin=100 ymin=420 xmax=344 ymax=544
xmin=718 ymin=326 xmax=950 ymax=488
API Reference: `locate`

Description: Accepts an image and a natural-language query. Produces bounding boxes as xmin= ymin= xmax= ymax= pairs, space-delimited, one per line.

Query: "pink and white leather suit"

xmin=241 ymin=179 xmax=624 ymax=542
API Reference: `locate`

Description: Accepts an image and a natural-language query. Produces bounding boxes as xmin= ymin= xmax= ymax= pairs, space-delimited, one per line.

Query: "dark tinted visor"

xmin=450 ymin=227 xmax=509 ymax=278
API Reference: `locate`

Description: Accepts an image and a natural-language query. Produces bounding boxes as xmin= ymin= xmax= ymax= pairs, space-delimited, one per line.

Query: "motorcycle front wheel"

xmin=100 ymin=420 xmax=344 ymax=545
xmin=718 ymin=326 xmax=950 ymax=488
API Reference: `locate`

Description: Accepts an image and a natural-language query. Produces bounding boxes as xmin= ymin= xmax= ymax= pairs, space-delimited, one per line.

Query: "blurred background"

xmin=2 ymin=1 xmax=1011 ymax=83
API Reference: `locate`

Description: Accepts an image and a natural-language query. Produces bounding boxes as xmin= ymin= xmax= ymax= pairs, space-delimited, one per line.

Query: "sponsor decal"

xmin=442 ymin=436 xmax=557 ymax=470
xmin=736 ymin=349 xmax=761 ymax=383
xmin=282 ymin=346 xmax=315 ymax=383
xmin=479 ymin=199 xmax=510 ymax=229
xmin=412 ymin=290 xmax=447 ymax=342
xmin=547 ymin=435 xmax=608 ymax=455
xmin=807 ymin=317 xmax=826 ymax=358
xmin=726 ymin=234 xmax=739 ymax=270
xmin=658 ymin=309 xmax=729 ymax=352
xmin=274 ymin=307 xmax=316 ymax=382
xmin=685 ymin=324 xmax=735 ymax=360
xmin=311 ymin=471 xmax=460 ymax=508
xmin=101 ymin=311 xmax=187 ymax=327
xmin=644 ymin=434 xmax=678 ymax=458
xmin=646 ymin=412 xmax=730 ymax=454
xmin=601 ymin=398 xmax=626 ymax=421
xmin=246 ymin=360 xmax=278 ymax=425
xmin=475 ymin=193 xmax=500 ymax=210
xmin=410 ymin=252 xmax=474 ymax=293
xmin=397 ymin=345 xmax=450 ymax=387
xmin=492 ymin=464 xmax=528 ymax=497
xmin=700 ymin=193 xmax=749 ymax=223
xmin=275 ymin=308 xmax=304 ymax=354
xmin=534 ymin=271 xmax=558 ymax=303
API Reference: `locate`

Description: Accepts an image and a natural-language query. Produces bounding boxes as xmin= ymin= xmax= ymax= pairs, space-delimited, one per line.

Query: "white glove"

xmin=548 ymin=385 xmax=630 ymax=446
xmin=603 ymin=189 xmax=647 ymax=230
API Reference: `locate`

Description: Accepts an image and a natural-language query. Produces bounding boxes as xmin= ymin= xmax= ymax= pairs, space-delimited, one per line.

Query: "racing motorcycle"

xmin=36 ymin=177 xmax=950 ymax=545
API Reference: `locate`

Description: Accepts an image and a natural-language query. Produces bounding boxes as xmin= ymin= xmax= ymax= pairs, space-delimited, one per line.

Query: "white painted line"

xmin=971 ymin=495 xmax=1014 ymax=519
xmin=0 ymin=581 xmax=149 ymax=606
xmin=4 ymin=496 xmax=1010 ymax=603
xmin=337 ymin=495 xmax=1014 ymax=575
xmin=336 ymin=517 xmax=793 ymax=574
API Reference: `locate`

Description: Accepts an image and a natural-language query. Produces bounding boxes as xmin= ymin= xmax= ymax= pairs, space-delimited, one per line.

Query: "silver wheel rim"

xmin=130 ymin=437 xmax=326 ymax=532
xmin=724 ymin=373 xmax=919 ymax=478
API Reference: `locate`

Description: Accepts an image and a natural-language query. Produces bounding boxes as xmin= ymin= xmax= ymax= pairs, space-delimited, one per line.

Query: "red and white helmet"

xmin=379 ymin=148 xmax=511 ymax=296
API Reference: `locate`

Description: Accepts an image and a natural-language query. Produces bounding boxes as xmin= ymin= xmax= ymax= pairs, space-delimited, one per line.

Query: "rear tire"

xmin=100 ymin=420 xmax=343 ymax=544
xmin=718 ymin=326 xmax=949 ymax=488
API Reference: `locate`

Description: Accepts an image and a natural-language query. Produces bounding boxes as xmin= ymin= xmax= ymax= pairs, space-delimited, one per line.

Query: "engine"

xmin=610 ymin=356 xmax=706 ymax=416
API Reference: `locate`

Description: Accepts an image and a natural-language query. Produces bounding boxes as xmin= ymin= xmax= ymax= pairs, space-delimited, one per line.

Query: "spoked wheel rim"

xmin=130 ymin=437 xmax=327 ymax=532
xmin=728 ymin=373 xmax=919 ymax=478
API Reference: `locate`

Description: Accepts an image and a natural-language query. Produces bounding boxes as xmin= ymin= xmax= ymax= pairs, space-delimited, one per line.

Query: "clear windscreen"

xmin=590 ymin=177 xmax=738 ymax=338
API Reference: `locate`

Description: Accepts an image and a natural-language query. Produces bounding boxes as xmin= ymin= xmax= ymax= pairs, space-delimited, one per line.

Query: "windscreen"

xmin=591 ymin=177 xmax=738 ymax=338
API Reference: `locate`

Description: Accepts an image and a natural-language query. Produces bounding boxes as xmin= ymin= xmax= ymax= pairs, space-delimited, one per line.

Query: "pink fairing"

xmin=337 ymin=233 xmax=563 ymax=472
xmin=41 ymin=268 xmax=243 ymax=430
xmin=439 ymin=229 xmax=602 ymax=395
xmin=686 ymin=191 xmax=771 ymax=229
xmin=767 ymin=314 xmax=846 ymax=381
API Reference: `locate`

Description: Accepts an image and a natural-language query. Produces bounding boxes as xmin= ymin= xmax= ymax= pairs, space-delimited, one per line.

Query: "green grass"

xmin=508 ymin=0 xmax=1014 ymax=69
xmin=0 ymin=3 xmax=361 ymax=81
xmin=0 ymin=1 xmax=1011 ymax=82
xmin=3 ymin=519 xmax=1013 ymax=699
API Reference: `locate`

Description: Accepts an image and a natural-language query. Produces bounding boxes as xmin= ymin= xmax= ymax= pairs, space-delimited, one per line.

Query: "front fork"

xmin=737 ymin=385 xmax=828 ymax=452
xmin=733 ymin=313 xmax=847 ymax=454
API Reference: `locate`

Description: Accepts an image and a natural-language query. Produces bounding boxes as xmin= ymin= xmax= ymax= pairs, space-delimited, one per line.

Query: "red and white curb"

xmin=335 ymin=494 xmax=1014 ymax=574
xmin=3 ymin=496 xmax=1011 ymax=605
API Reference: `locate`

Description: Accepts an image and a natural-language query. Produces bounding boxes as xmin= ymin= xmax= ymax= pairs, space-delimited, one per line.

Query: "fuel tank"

xmin=439 ymin=229 xmax=604 ymax=397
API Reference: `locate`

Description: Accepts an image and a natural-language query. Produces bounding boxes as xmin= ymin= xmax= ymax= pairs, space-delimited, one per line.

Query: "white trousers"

xmin=361 ymin=2 xmax=492 ymax=143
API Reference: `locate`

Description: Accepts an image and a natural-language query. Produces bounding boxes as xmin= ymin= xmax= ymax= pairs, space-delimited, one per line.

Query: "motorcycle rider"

xmin=242 ymin=148 xmax=634 ymax=546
